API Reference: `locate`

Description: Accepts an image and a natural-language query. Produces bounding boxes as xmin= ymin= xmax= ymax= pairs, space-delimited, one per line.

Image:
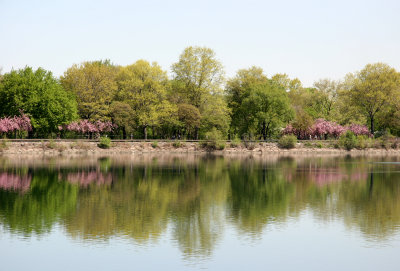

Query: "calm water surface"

xmin=1 ymin=154 xmax=400 ymax=270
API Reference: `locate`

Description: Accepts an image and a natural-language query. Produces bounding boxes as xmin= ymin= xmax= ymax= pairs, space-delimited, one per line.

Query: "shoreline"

xmin=1 ymin=141 xmax=400 ymax=156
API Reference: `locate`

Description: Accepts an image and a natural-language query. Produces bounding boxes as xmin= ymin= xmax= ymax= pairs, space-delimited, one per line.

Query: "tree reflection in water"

xmin=0 ymin=155 xmax=399 ymax=257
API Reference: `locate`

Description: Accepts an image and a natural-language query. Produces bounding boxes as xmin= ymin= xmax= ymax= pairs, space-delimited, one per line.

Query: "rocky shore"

xmin=1 ymin=140 xmax=400 ymax=156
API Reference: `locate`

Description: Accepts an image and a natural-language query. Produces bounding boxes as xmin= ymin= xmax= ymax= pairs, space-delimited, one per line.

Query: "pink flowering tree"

xmin=282 ymin=118 xmax=371 ymax=140
xmin=347 ymin=124 xmax=371 ymax=137
xmin=60 ymin=119 xmax=117 ymax=138
xmin=0 ymin=112 xmax=32 ymax=138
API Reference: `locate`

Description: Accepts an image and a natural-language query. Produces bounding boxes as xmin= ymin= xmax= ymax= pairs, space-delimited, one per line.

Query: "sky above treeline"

xmin=1 ymin=0 xmax=399 ymax=87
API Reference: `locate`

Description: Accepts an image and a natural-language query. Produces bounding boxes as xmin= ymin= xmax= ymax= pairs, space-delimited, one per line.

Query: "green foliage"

xmin=98 ymin=137 xmax=111 ymax=149
xmin=303 ymin=142 xmax=313 ymax=148
xmin=116 ymin=60 xmax=173 ymax=139
xmin=151 ymin=141 xmax=158 ymax=148
xmin=227 ymin=71 xmax=294 ymax=139
xmin=47 ymin=139 xmax=56 ymax=149
xmin=247 ymin=81 xmax=296 ymax=139
xmin=316 ymin=142 xmax=323 ymax=148
xmin=344 ymin=63 xmax=400 ymax=134
xmin=230 ymin=137 xmax=242 ymax=148
xmin=177 ymin=103 xmax=201 ymax=138
xmin=200 ymin=94 xmax=231 ymax=138
xmin=172 ymin=46 xmax=224 ymax=108
xmin=378 ymin=133 xmax=396 ymax=150
xmin=172 ymin=141 xmax=183 ymax=148
xmin=355 ymin=135 xmax=373 ymax=149
xmin=0 ymin=139 xmax=8 ymax=150
xmin=202 ymin=127 xmax=225 ymax=151
xmin=0 ymin=67 xmax=78 ymax=135
xmin=242 ymin=133 xmax=256 ymax=150
xmin=226 ymin=67 xmax=268 ymax=135
xmin=70 ymin=140 xmax=91 ymax=150
xmin=109 ymin=101 xmax=135 ymax=139
xmin=278 ymin=135 xmax=297 ymax=149
xmin=61 ymin=60 xmax=118 ymax=121
xmin=1 ymin=57 xmax=400 ymax=141
xmin=339 ymin=131 xmax=357 ymax=151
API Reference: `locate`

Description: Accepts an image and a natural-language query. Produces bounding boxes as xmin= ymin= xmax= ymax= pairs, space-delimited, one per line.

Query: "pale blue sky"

xmin=1 ymin=0 xmax=399 ymax=86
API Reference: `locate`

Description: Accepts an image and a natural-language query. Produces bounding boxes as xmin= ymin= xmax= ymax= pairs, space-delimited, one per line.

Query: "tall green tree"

xmin=171 ymin=46 xmax=224 ymax=108
xmin=271 ymin=73 xmax=302 ymax=93
xmin=200 ymin=94 xmax=231 ymax=138
xmin=226 ymin=67 xmax=268 ymax=137
xmin=242 ymin=82 xmax=294 ymax=139
xmin=177 ymin=103 xmax=201 ymax=139
xmin=109 ymin=101 xmax=135 ymax=139
xmin=0 ymin=67 xmax=78 ymax=135
xmin=116 ymin=60 xmax=175 ymax=139
xmin=344 ymin=63 xmax=400 ymax=134
xmin=313 ymin=79 xmax=341 ymax=120
xmin=61 ymin=60 xmax=118 ymax=121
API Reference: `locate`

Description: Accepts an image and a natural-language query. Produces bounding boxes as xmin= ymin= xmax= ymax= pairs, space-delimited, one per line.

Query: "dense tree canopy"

xmin=172 ymin=46 xmax=224 ymax=108
xmin=0 ymin=67 xmax=78 ymax=135
xmin=241 ymin=82 xmax=294 ymax=139
xmin=1 ymin=47 xmax=400 ymax=139
xmin=61 ymin=60 xmax=118 ymax=121
xmin=343 ymin=63 xmax=400 ymax=134
xmin=116 ymin=60 xmax=174 ymax=139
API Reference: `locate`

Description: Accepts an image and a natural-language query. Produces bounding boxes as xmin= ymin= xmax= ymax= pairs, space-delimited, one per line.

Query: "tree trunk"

xmin=370 ymin=114 xmax=375 ymax=135
xmin=122 ymin=127 xmax=126 ymax=139
xmin=144 ymin=126 xmax=147 ymax=140
xmin=28 ymin=128 xmax=35 ymax=139
xmin=195 ymin=127 xmax=199 ymax=140
xmin=262 ymin=121 xmax=266 ymax=141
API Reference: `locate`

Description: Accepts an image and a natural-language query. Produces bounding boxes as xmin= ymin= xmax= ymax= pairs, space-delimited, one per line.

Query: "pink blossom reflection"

xmin=66 ymin=171 xmax=113 ymax=187
xmin=310 ymin=169 xmax=367 ymax=186
xmin=0 ymin=172 xmax=32 ymax=192
xmin=284 ymin=168 xmax=367 ymax=186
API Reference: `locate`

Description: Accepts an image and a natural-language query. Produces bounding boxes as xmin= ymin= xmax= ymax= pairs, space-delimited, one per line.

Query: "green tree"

xmin=313 ymin=79 xmax=341 ymax=119
xmin=116 ymin=60 xmax=171 ymax=139
xmin=172 ymin=46 xmax=224 ymax=108
xmin=344 ymin=63 xmax=400 ymax=134
xmin=200 ymin=94 xmax=231 ymax=138
xmin=0 ymin=67 xmax=78 ymax=136
xmin=177 ymin=103 xmax=201 ymax=139
xmin=242 ymin=82 xmax=294 ymax=139
xmin=226 ymin=67 xmax=268 ymax=137
xmin=271 ymin=73 xmax=302 ymax=93
xmin=61 ymin=60 xmax=118 ymax=121
xmin=109 ymin=101 xmax=135 ymax=139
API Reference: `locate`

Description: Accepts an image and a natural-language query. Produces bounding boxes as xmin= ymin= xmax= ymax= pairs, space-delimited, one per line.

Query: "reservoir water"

xmin=1 ymin=154 xmax=400 ymax=270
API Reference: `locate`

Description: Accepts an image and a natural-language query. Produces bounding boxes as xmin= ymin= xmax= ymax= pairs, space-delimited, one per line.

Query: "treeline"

xmin=0 ymin=46 xmax=399 ymax=139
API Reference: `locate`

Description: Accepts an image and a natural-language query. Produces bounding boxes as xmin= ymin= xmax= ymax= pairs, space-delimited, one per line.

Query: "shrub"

xmin=0 ymin=139 xmax=8 ymax=150
xmin=316 ymin=142 xmax=323 ymax=148
xmin=230 ymin=137 xmax=241 ymax=148
xmin=391 ymin=140 xmax=399 ymax=149
xmin=339 ymin=131 xmax=357 ymax=151
xmin=303 ymin=142 xmax=313 ymax=148
xmin=56 ymin=143 xmax=67 ymax=152
xmin=242 ymin=133 xmax=256 ymax=150
xmin=356 ymin=135 xmax=372 ymax=149
xmin=47 ymin=139 xmax=56 ymax=149
xmin=379 ymin=133 xmax=396 ymax=149
xmin=151 ymin=141 xmax=158 ymax=148
xmin=98 ymin=137 xmax=111 ymax=149
xmin=278 ymin=135 xmax=297 ymax=149
xmin=172 ymin=141 xmax=182 ymax=148
xmin=71 ymin=140 xmax=91 ymax=150
xmin=203 ymin=128 xmax=225 ymax=151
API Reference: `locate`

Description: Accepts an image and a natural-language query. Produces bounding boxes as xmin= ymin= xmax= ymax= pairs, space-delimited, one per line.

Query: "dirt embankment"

xmin=1 ymin=141 xmax=400 ymax=156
